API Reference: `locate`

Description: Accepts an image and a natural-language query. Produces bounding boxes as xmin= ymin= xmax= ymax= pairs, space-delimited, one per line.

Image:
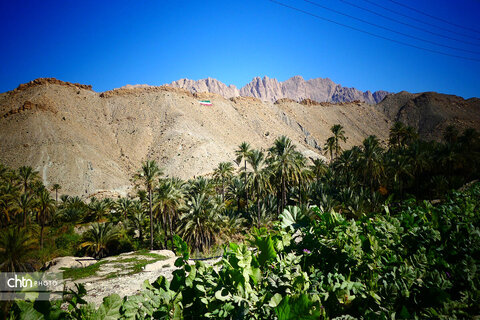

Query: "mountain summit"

xmin=169 ymin=75 xmax=389 ymax=104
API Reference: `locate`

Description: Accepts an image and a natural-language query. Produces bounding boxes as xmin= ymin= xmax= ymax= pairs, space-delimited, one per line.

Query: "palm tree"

xmin=235 ymin=142 xmax=252 ymax=213
xmin=213 ymin=162 xmax=234 ymax=202
xmin=59 ymin=194 xmax=70 ymax=204
xmin=403 ymin=125 xmax=419 ymax=146
xmin=458 ymin=128 xmax=480 ymax=178
xmin=0 ymin=227 xmax=37 ymax=272
xmin=359 ymin=135 xmax=385 ymax=191
xmin=0 ymin=163 xmax=8 ymax=181
xmin=388 ymin=121 xmax=406 ymax=148
xmin=154 ymin=178 xmax=185 ymax=250
xmin=0 ymin=183 xmax=18 ymax=227
xmin=294 ymin=154 xmax=312 ymax=207
xmin=51 ymin=183 xmax=61 ymax=203
xmin=443 ymin=125 xmax=459 ymax=145
xmin=80 ymin=223 xmax=119 ymax=259
xmin=226 ymin=177 xmax=245 ymax=214
xmin=129 ymin=200 xmax=146 ymax=243
xmin=15 ymin=193 xmax=34 ymax=228
xmin=116 ymin=197 xmax=133 ymax=221
xmin=459 ymin=128 xmax=479 ymax=150
xmin=389 ymin=122 xmax=418 ymax=148
xmin=310 ymin=158 xmax=328 ymax=181
xmin=246 ymin=149 xmax=271 ymax=225
xmin=188 ymin=176 xmax=214 ymax=196
xmin=268 ymin=136 xmax=299 ymax=213
xmin=386 ymin=153 xmax=413 ymax=197
xmin=56 ymin=206 xmax=84 ymax=224
xmin=85 ymin=198 xmax=110 ymax=222
xmin=333 ymin=147 xmax=361 ymax=188
xmin=177 ymin=193 xmax=221 ymax=252
xmin=324 ymin=137 xmax=335 ymax=162
xmin=18 ymin=166 xmax=39 ymax=194
xmin=36 ymin=189 xmax=56 ymax=249
xmin=330 ymin=124 xmax=347 ymax=159
xmin=134 ymin=160 xmax=162 ymax=250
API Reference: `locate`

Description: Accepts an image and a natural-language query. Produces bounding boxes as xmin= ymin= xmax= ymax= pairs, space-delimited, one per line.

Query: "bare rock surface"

xmin=169 ymin=75 xmax=389 ymax=104
xmin=170 ymin=77 xmax=240 ymax=98
xmin=43 ymin=256 xmax=97 ymax=272
xmin=53 ymin=250 xmax=219 ymax=306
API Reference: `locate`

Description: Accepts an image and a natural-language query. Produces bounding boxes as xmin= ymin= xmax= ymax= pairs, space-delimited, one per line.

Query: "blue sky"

xmin=1 ymin=0 xmax=479 ymax=98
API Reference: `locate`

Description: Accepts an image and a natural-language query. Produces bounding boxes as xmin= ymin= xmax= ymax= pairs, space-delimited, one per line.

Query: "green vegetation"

xmin=62 ymin=261 xmax=107 ymax=281
xmin=2 ymin=122 xmax=480 ymax=318
xmin=63 ymin=253 xmax=168 ymax=281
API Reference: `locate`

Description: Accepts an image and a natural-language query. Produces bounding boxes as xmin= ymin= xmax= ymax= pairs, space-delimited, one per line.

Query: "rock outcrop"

xmin=169 ymin=75 xmax=389 ymax=104
xmin=14 ymin=78 xmax=93 ymax=92
xmin=170 ymin=77 xmax=240 ymax=99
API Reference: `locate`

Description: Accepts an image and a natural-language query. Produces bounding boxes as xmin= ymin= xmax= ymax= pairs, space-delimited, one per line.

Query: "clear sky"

xmin=1 ymin=0 xmax=479 ymax=98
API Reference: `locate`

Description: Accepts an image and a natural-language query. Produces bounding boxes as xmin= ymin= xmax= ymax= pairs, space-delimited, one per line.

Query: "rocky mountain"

xmin=0 ymin=78 xmax=394 ymax=197
xmin=1 ymin=78 xmax=478 ymax=197
xmin=170 ymin=78 xmax=239 ymax=99
xmin=377 ymin=91 xmax=480 ymax=141
xmin=169 ymin=75 xmax=390 ymax=104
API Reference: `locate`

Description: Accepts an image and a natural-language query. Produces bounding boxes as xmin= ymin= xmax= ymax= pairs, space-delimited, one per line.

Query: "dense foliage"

xmin=9 ymin=184 xmax=480 ymax=319
xmin=1 ymin=122 xmax=480 ymax=318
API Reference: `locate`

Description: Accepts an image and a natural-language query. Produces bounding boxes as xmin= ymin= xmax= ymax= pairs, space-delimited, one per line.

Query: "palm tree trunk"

xmin=299 ymin=177 xmax=302 ymax=207
xmin=335 ymin=136 xmax=339 ymax=159
xmin=169 ymin=212 xmax=174 ymax=251
xmin=244 ymin=160 xmax=248 ymax=215
xmin=277 ymin=188 xmax=281 ymax=215
xmin=40 ymin=223 xmax=44 ymax=249
xmin=149 ymin=189 xmax=153 ymax=250
xmin=221 ymin=179 xmax=225 ymax=203
xmin=256 ymin=184 xmax=261 ymax=227
xmin=163 ymin=211 xmax=168 ymax=249
xmin=281 ymin=175 xmax=286 ymax=213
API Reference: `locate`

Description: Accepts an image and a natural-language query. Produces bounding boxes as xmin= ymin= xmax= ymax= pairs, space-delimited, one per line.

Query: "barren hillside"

xmin=2 ymin=78 xmax=477 ymax=198
xmin=377 ymin=91 xmax=480 ymax=141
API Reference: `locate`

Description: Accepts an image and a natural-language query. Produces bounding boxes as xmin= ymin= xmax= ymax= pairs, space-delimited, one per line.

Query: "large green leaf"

xmin=279 ymin=206 xmax=305 ymax=230
xmin=275 ymin=294 xmax=321 ymax=320
xmin=255 ymin=235 xmax=277 ymax=266
xmin=16 ymin=301 xmax=45 ymax=320
xmin=268 ymin=293 xmax=283 ymax=308
xmin=96 ymin=294 xmax=123 ymax=320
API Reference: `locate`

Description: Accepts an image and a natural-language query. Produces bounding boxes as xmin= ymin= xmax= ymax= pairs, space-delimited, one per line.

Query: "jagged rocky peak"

xmin=239 ymin=76 xmax=283 ymax=102
xmin=168 ymin=75 xmax=390 ymax=104
xmin=170 ymin=77 xmax=239 ymax=99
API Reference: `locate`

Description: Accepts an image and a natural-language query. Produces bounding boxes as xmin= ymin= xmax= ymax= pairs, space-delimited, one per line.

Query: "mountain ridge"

xmin=1 ymin=78 xmax=478 ymax=197
xmin=168 ymin=75 xmax=390 ymax=104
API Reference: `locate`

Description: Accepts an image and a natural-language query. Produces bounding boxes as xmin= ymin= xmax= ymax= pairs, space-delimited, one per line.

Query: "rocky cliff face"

xmin=169 ymin=75 xmax=389 ymax=104
xmin=170 ymin=78 xmax=240 ymax=99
